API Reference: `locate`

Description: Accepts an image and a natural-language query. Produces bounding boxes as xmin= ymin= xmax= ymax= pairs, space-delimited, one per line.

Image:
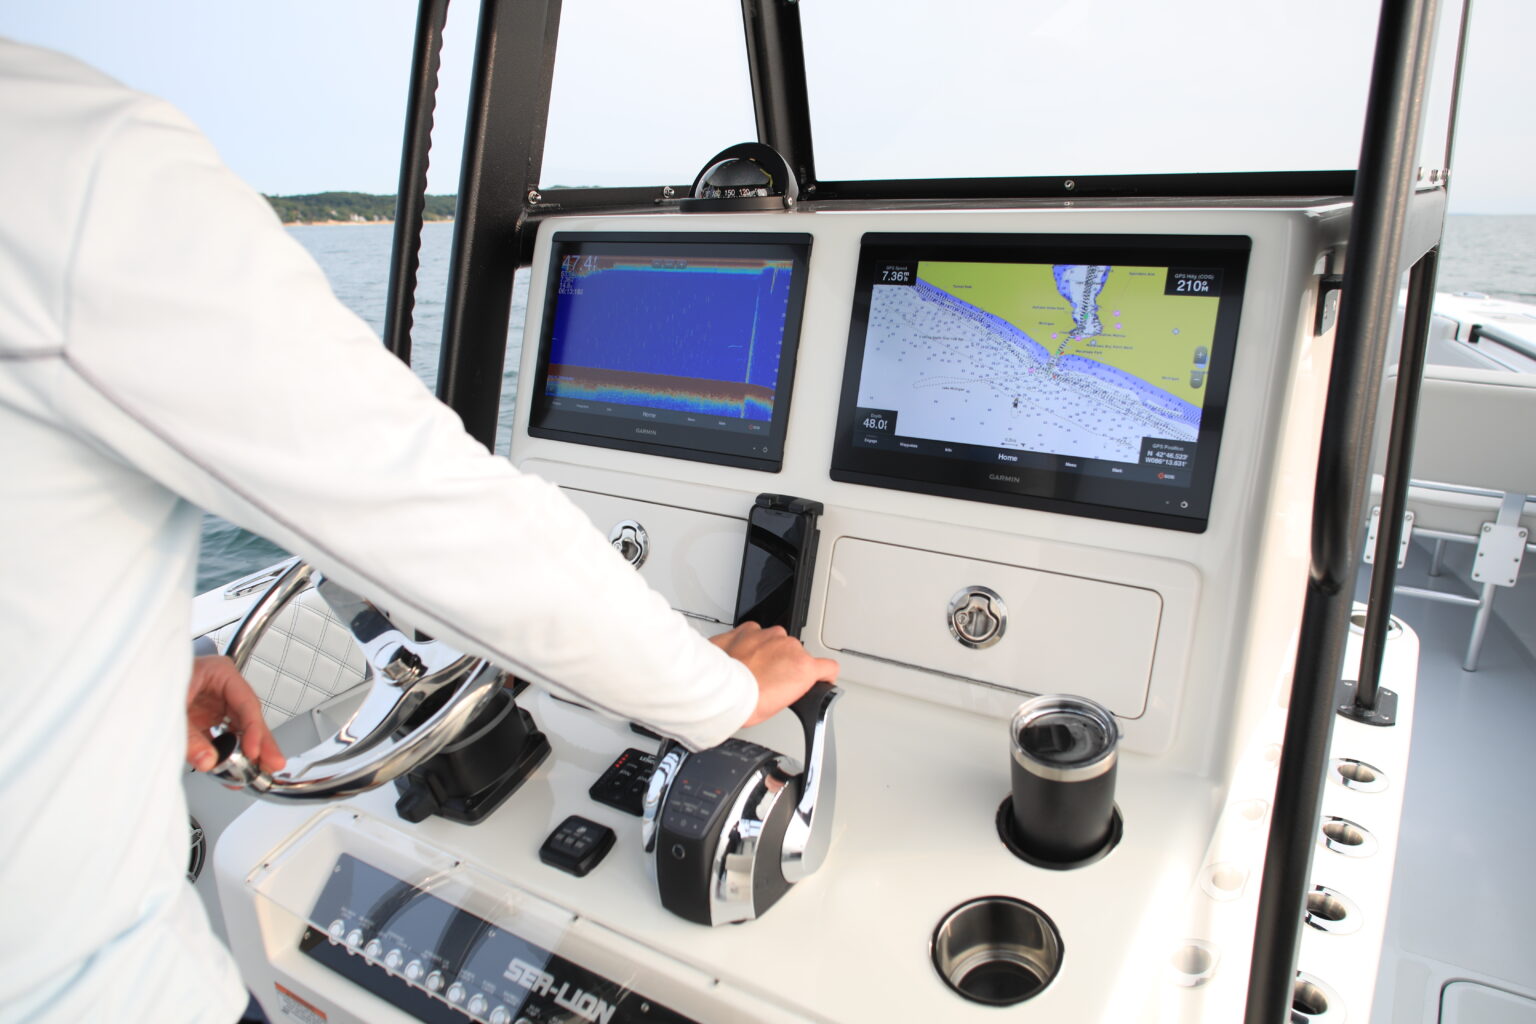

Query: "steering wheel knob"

xmin=209 ymin=728 xmax=259 ymax=788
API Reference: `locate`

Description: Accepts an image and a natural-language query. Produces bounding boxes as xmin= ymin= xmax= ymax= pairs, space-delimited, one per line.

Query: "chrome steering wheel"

xmin=210 ymin=558 xmax=505 ymax=801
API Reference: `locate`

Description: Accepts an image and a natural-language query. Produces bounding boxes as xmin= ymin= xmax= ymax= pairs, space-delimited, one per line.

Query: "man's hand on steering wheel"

xmin=185 ymin=654 xmax=286 ymax=774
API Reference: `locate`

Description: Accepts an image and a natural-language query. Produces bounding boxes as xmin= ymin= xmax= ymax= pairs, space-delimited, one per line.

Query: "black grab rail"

xmin=1468 ymin=321 xmax=1536 ymax=362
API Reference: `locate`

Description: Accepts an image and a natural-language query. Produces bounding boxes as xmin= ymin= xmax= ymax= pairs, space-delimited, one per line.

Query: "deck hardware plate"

xmin=1364 ymin=507 xmax=1414 ymax=568
xmin=1470 ymin=493 xmax=1528 ymax=586
xmin=1335 ymin=677 xmax=1400 ymax=727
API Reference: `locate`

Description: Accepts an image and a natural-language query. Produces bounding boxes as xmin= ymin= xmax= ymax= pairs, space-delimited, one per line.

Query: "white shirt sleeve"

xmin=49 ymin=96 xmax=757 ymax=750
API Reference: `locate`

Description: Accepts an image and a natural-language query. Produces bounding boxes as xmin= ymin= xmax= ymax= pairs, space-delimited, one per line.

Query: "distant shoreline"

xmin=264 ymin=191 xmax=456 ymax=226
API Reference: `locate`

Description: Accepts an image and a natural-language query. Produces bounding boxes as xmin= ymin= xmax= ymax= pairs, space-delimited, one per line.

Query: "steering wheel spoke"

xmin=210 ymin=558 xmax=504 ymax=801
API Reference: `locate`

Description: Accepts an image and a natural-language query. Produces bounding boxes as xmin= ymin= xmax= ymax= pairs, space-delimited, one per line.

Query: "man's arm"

xmin=52 ymin=97 xmax=833 ymax=749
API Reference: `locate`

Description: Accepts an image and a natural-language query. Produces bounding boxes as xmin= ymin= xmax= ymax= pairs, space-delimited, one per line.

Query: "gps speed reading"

xmin=831 ymin=233 xmax=1249 ymax=531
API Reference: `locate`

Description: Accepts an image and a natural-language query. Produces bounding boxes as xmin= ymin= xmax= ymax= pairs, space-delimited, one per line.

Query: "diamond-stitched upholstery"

xmin=202 ymin=585 xmax=368 ymax=728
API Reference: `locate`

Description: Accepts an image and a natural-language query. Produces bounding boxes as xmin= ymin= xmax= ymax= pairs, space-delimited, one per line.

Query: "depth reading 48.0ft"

xmin=855 ymin=407 xmax=898 ymax=434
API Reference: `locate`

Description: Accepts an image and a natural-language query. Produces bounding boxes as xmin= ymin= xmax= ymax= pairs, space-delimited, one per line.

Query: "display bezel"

xmin=830 ymin=232 xmax=1250 ymax=532
xmin=528 ymin=231 xmax=812 ymax=472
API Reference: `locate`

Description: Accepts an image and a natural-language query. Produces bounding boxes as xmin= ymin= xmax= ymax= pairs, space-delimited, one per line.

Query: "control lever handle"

xmin=782 ymin=680 xmax=841 ymax=882
xmin=640 ymin=739 xmax=685 ymax=859
xmin=643 ymin=677 xmax=841 ymax=925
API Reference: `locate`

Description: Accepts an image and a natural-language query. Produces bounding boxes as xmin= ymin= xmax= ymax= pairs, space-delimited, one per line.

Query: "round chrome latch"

xmin=608 ymin=520 xmax=649 ymax=569
xmin=948 ymin=586 xmax=1007 ymax=649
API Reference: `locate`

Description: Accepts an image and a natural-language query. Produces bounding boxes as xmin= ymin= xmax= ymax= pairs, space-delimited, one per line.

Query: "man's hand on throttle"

xmin=710 ymin=622 xmax=840 ymax=728
xmin=185 ymin=654 xmax=286 ymax=774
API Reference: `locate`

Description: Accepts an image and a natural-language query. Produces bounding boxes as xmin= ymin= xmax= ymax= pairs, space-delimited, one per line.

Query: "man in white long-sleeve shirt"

xmin=0 ymin=38 xmax=837 ymax=1024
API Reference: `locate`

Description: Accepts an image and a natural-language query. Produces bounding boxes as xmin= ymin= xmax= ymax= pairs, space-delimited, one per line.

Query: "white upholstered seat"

xmin=197 ymin=582 xmax=368 ymax=728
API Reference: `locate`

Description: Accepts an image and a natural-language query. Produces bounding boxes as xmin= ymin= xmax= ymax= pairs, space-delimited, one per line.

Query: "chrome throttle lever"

xmin=646 ymin=680 xmax=842 ymax=925
xmin=640 ymin=740 xmax=686 ymax=862
xmin=780 ymin=680 xmax=841 ymax=883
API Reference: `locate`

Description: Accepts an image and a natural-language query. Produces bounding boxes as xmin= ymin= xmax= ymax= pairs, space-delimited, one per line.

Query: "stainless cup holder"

xmin=1292 ymin=971 xmax=1345 ymax=1022
xmin=1319 ymin=815 xmax=1379 ymax=857
xmin=932 ymin=897 xmax=1062 ymax=1006
xmin=1330 ymin=757 xmax=1389 ymax=793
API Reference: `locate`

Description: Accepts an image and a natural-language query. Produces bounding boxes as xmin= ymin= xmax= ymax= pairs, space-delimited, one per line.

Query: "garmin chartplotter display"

xmin=529 ymin=232 xmax=811 ymax=471
xmin=831 ymin=234 xmax=1249 ymax=531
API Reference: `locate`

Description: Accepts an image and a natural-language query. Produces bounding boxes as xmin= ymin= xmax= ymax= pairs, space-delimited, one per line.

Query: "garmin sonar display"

xmin=529 ymin=232 xmax=811 ymax=471
xmin=831 ymin=233 xmax=1249 ymax=531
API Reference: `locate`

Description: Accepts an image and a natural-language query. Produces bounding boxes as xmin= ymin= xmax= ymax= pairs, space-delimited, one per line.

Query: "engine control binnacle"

xmin=643 ymin=491 xmax=839 ymax=925
xmin=642 ymin=681 xmax=841 ymax=926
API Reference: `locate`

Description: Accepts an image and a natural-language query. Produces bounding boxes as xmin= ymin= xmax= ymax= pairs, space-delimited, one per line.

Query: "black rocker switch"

xmin=539 ymin=816 xmax=615 ymax=878
xmin=590 ymin=747 xmax=659 ymax=816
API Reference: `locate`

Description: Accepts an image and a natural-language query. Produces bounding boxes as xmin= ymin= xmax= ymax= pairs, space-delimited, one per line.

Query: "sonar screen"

xmin=528 ymin=232 xmax=811 ymax=471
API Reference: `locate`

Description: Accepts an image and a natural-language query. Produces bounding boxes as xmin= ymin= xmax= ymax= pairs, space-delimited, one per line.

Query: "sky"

xmin=0 ymin=0 xmax=1531 ymax=213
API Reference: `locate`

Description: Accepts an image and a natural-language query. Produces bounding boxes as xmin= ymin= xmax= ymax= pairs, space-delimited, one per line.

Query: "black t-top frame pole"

xmin=1243 ymin=0 xmax=1442 ymax=1019
xmin=740 ymin=0 xmax=817 ymax=194
xmin=1348 ymin=248 xmax=1440 ymax=722
xmin=383 ymin=0 xmax=452 ymax=366
xmin=1351 ymin=0 xmax=1473 ymax=717
xmin=436 ymin=0 xmax=563 ymax=450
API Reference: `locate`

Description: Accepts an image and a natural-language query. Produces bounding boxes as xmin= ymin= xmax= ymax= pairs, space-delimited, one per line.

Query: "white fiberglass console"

xmin=217 ymin=200 xmax=1430 ymax=1023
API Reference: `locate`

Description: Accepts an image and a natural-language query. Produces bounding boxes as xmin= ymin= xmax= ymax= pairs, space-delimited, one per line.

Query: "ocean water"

xmin=1437 ymin=214 xmax=1536 ymax=303
xmin=194 ymin=213 xmax=1535 ymax=593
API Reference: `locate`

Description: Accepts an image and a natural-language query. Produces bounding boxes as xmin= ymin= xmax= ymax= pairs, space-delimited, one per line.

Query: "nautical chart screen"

xmin=528 ymin=232 xmax=811 ymax=471
xmin=831 ymin=233 xmax=1250 ymax=531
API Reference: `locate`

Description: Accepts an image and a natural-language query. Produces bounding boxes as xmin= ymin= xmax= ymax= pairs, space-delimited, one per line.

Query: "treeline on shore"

xmin=263 ymin=191 xmax=456 ymax=224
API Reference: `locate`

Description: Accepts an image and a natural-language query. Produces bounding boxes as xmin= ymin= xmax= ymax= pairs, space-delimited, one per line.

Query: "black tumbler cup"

xmin=1007 ymin=695 xmax=1119 ymax=864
